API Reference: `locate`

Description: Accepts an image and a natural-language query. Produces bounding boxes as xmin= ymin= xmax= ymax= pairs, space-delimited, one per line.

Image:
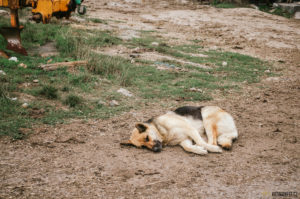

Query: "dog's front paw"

xmin=195 ymin=147 xmax=208 ymax=155
xmin=214 ymin=146 xmax=223 ymax=153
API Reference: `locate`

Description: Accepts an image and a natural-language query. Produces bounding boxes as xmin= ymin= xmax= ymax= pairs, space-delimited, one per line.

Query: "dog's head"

xmin=121 ymin=122 xmax=162 ymax=152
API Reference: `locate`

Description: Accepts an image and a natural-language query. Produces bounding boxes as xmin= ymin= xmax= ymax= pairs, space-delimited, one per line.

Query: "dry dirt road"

xmin=1 ymin=1 xmax=300 ymax=198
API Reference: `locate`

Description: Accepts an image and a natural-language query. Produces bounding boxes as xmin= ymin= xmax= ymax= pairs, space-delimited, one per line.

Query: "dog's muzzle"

xmin=152 ymin=140 xmax=162 ymax=152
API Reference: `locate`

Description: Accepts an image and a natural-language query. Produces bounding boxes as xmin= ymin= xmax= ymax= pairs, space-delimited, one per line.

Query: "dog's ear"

xmin=135 ymin=123 xmax=147 ymax=133
xmin=120 ymin=140 xmax=134 ymax=146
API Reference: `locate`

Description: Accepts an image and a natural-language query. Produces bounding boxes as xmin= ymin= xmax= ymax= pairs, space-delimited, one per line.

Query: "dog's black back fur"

xmin=174 ymin=106 xmax=204 ymax=121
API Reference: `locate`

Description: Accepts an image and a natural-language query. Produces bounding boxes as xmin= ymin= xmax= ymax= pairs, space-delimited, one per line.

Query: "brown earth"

xmin=1 ymin=1 xmax=300 ymax=198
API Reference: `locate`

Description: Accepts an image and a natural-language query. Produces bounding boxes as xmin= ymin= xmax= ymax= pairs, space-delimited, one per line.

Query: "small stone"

xmin=132 ymin=47 xmax=141 ymax=53
xmin=33 ymin=79 xmax=39 ymax=83
xmin=22 ymin=103 xmax=29 ymax=108
xmin=265 ymin=69 xmax=270 ymax=73
xmin=0 ymin=70 xmax=6 ymax=75
xmin=117 ymin=88 xmax=133 ymax=97
xmin=222 ymin=61 xmax=228 ymax=67
xmin=18 ymin=63 xmax=27 ymax=68
xmin=8 ymin=57 xmax=18 ymax=62
xmin=189 ymin=87 xmax=203 ymax=92
xmin=109 ymin=100 xmax=119 ymax=106
xmin=151 ymin=42 xmax=159 ymax=46
xmin=97 ymin=100 xmax=106 ymax=106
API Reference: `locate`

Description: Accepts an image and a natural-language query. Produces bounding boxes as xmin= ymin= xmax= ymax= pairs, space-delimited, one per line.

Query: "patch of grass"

xmin=0 ymin=84 xmax=32 ymax=139
xmin=211 ymin=1 xmax=238 ymax=8
xmin=258 ymin=4 xmax=293 ymax=18
xmin=64 ymin=94 xmax=82 ymax=107
xmin=38 ymin=85 xmax=58 ymax=99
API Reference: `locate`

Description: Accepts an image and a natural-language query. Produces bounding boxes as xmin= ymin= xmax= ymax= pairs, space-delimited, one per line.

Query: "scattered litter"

xmin=109 ymin=100 xmax=119 ymax=106
xmin=33 ymin=79 xmax=39 ymax=83
xmin=10 ymin=97 xmax=18 ymax=101
xmin=22 ymin=103 xmax=29 ymax=108
xmin=222 ymin=61 xmax=228 ymax=67
xmin=151 ymin=42 xmax=159 ymax=46
xmin=18 ymin=63 xmax=27 ymax=68
xmin=189 ymin=87 xmax=203 ymax=92
xmin=265 ymin=70 xmax=271 ymax=73
xmin=117 ymin=88 xmax=133 ymax=97
xmin=0 ymin=70 xmax=6 ymax=75
xmin=9 ymin=57 xmax=18 ymax=62
xmin=130 ymin=59 xmax=135 ymax=64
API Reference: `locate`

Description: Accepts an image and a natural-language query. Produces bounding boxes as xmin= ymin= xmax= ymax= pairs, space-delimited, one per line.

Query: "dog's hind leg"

xmin=180 ymin=139 xmax=208 ymax=155
xmin=203 ymin=121 xmax=218 ymax=145
xmin=186 ymin=128 xmax=222 ymax=153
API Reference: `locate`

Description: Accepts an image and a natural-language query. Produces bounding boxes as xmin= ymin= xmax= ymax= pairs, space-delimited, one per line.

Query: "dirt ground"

xmin=1 ymin=1 xmax=300 ymax=198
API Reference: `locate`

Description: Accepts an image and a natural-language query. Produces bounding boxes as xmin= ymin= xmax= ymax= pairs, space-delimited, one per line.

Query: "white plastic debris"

xmin=9 ymin=56 xmax=18 ymax=62
xmin=10 ymin=97 xmax=18 ymax=101
xmin=33 ymin=79 xmax=39 ymax=83
xmin=0 ymin=70 xmax=6 ymax=75
xmin=117 ymin=88 xmax=133 ymax=97
xmin=222 ymin=61 xmax=228 ymax=67
xmin=151 ymin=42 xmax=159 ymax=46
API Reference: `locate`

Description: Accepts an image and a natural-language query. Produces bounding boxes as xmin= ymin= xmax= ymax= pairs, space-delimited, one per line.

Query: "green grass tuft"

xmin=64 ymin=94 xmax=82 ymax=107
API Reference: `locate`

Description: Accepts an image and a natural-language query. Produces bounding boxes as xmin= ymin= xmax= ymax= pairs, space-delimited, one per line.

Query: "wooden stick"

xmin=39 ymin=60 xmax=88 ymax=71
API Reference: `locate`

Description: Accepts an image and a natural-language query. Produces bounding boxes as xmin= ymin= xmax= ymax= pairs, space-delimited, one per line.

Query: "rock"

xmin=109 ymin=100 xmax=119 ymax=106
xmin=33 ymin=79 xmax=39 ymax=83
xmin=222 ymin=61 xmax=228 ymax=67
xmin=151 ymin=42 xmax=159 ymax=46
xmin=22 ymin=103 xmax=29 ymax=108
xmin=18 ymin=63 xmax=27 ymax=68
xmin=0 ymin=70 xmax=6 ymax=75
xmin=117 ymin=88 xmax=133 ymax=97
xmin=294 ymin=11 xmax=300 ymax=19
xmin=132 ymin=47 xmax=142 ymax=53
xmin=189 ymin=87 xmax=203 ymax=92
xmin=265 ymin=69 xmax=271 ymax=73
xmin=9 ymin=57 xmax=18 ymax=62
xmin=97 ymin=100 xmax=106 ymax=106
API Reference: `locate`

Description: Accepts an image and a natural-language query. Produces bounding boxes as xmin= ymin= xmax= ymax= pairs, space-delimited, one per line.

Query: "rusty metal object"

xmin=0 ymin=27 xmax=27 ymax=55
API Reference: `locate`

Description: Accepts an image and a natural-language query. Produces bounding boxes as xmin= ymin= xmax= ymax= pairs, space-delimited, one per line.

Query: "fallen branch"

xmin=39 ymin=60 xmax=88 ymax=71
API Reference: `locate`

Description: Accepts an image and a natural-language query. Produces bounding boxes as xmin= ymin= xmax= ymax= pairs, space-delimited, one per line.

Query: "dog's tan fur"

xmin=121 ymin=106 xmax=238 ymax=155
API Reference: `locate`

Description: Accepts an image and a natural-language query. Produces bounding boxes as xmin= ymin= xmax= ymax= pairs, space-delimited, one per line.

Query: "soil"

xmin=1 ymin=1 xmax=300 ymax=198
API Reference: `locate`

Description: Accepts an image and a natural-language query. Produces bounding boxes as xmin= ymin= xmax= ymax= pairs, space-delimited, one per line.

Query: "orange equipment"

xmin=0 ymin=0 xmax=85 ymax=56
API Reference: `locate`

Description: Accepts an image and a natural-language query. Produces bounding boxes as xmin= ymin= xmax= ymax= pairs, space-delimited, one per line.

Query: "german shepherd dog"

xmin=121 ymin=106 xmax=238 ymax=155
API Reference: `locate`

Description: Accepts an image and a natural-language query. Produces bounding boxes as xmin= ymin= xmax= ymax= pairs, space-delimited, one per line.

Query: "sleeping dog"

xmin=121 ymin=106 xmax=238 ymax=155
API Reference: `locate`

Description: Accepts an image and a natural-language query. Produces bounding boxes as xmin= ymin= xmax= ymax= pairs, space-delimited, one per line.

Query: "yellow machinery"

xmin=0 ymin=0 xmax=85 ymax=56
